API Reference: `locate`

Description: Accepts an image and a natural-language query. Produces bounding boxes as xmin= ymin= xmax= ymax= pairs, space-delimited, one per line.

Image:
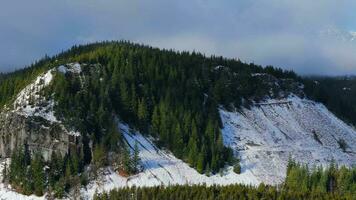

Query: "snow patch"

xmin=13 ymin=69 xmax=59 ymax=123
xmin=214 ymin=65 xmax=225 ymax=70
xmin=0 ymin=159 xmax=46 ymax=200
xmin=251 ymin=73 xmax=266 ymax=77
xmin=12 ymin=68 xmax=81 ymax=137
xmin=81 ymin=123 xmax=259 ymax=199
xmin=57 ymin=63 xmax=82 ymax=74
xmin=221 ymin=95 xmax=356 ymax=184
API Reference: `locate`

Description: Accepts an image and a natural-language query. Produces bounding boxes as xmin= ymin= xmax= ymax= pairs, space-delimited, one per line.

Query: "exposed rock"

xmin=0 ymin=111 xmax=80 ymax=160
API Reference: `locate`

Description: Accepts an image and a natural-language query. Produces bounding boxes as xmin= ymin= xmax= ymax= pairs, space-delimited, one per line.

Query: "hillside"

xmin=0 ymin=42 xmax=354 ymax=199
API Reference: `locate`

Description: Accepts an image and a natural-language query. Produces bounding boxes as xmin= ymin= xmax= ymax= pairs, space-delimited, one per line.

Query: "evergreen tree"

xmin=137 ymin=98 xmax=148 ymax=132
xmin=151 ymin=105 xmax=160 ymax=137
xmin=31 ymin=153 xmax=45 ymax=196
xmin=132 ymin=141 xmax=141 ymax=173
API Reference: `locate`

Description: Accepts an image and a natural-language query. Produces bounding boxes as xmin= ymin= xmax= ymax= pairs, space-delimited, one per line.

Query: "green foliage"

xmin=44 ymin=41 xmax=298 ymax=174
xmin=93 ymin=144 xmax=107 ymax=169
xmin=132 ymin=142 xmax=141 ymax=173
xmin=5 ymin=41 xmax=356 ymax=200
xmin=233 ymin=163 xmax=241 ymax=174
xmin=6 ymin=145 xmax=86 ymax=197
xmin=121 ymin=142 xmax=141 ymax=175
xmin=0 ymin=41 xmax=308 ymax=196
xmin=31 ymin=153 xmax=45 ymax=196
xmin=337 ymin=139 xmax=348 ymax=152
xmin=96 ymin=162 xmax=356 ymax=200
xmin=304 ymin=76 xmax=356 ymax=127
xmin=284 ymin=159 xmax=356 ymax=197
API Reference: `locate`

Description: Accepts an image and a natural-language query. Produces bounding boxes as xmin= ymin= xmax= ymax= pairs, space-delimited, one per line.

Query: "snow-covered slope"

xmin=12 ymin=69 xmax=58 ymax=123
xmin=11 ymin=64 xmax=81 ymax=137
xmin=81 ymin=123 xmax=259 ymax=199
xmin=2 ymin=63 xmax=356 ymax=199
xmin=221 ymin=95 xmax=356 ymax=184
xmin=80 ymin=95 xmax=356 ymax=198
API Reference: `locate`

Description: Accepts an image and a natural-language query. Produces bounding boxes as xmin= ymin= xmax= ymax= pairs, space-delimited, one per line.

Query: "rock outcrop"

xmin=0 ymin=111 xmax=80 ymax=160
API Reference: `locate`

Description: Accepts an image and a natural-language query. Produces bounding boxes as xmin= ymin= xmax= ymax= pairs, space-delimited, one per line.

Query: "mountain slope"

xmin=0 ymin=42 xmax=355 ymax=199
xmin=82 ymin=95 xmax=356 ymax=198
xmin=81 ymin=123 xmax=259 ymax=199
xmin=221 ymin=95 xmax=356 ymax=184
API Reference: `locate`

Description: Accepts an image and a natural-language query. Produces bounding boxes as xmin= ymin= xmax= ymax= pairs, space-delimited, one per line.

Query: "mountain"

xmin=320 ymin=27 xmax=356 ymax=43
xmin=0 ymin=42 xmax=355 ymax=199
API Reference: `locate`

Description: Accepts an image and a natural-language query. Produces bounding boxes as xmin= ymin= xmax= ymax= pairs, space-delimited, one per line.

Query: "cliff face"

xmin=0 ymin=67 xmax=82 ymax=160
xmin=0 ymin=111 xmax=80 ymax=160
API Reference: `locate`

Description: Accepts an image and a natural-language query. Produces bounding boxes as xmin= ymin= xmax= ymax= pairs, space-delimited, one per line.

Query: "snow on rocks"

xmin=13 ymin=69 xmax=59 ymax=123
xmin=57 ymin=63 xmax=82 ymax=74
xmin=220 ymin=95 xmax=356 ymax=184
xmin=12 ymin=67 xmax=81 ymax=137
xmin=214 ymin=65 xmax=225 ymax=70
xmin=81 ymin=123 xmax=259 ymax=199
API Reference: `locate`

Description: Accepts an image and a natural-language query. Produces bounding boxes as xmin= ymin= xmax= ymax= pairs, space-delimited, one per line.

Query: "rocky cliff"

xmin=0 ymin=67 xmax=81 ymax=160
xmin=0 ymin=112 xmax=79 ymax=160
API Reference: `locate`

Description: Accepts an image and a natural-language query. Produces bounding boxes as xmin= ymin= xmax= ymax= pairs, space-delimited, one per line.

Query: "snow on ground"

xmin=13 ymin=69 xmax=58 ymax=123
xmin=221 ymin=95 xmax=356 ymax=184
xmin=12 ymin=67 xmax=82 ymax=138
xmin=81 ymin=123 xmax=259 ymax=199
xmin=0 ymin=159 xmax=45 ymax=200
xmin=81 ymin=95 xmax=356 ymax=198
xmin=5 ymin=66 xmax=356 ymax=199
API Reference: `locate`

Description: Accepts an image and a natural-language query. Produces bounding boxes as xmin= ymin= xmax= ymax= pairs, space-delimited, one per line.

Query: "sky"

xmin=1 ymin=0 xmax=356 ymax=75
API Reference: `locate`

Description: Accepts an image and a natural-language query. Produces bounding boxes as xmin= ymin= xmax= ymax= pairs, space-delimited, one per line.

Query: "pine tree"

xmin=173 ymin=124 xmax=184 ymax=158
xmin=93 ymin=144 xmax=107 ymax=169
xmin=31 ymin=153 xmax=45 ymax=196
xmin=187 ymin=138 xmax=198 ymax=167
xmin=132 ymin=141 xmax=141 ymax=173
xmin=151 ymin=105 xmax=160 ymax=137
xmin=119 ymin=78 xmax=130 ymax=113
xmin=23 ymin=166 xmax=34 ymax=195
xmin=122 ymin=146 xmax=132 ymax=174
xmin=130 ymin=84 xmax=138 ymax=115
xmin=197 ymin=152 xmax=205 ymax=173
xmin=137 ymin=98 xmax=148 ymax=132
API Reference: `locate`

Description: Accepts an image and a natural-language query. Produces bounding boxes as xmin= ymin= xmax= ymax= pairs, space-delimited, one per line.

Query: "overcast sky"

xmin=1 ymin=0 xmax=356 ymax=75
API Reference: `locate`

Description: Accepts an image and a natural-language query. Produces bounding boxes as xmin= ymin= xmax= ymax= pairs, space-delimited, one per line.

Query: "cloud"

xmin=0 ymin=0 xmax=356 ymax=75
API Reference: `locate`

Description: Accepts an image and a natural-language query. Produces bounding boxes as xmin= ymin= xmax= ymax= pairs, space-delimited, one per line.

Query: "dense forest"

xmin=1 ymin=41 xmax=298 ymax=174
xmin=304 ymin=76 xmax=356 ymax=126
xmin=0 ymin=41 xmax=355 ymax=198
xmin=94 ymin=161 xmax=356 ymax=200
xmin=48 ymin=41 xmax=299 ymax=174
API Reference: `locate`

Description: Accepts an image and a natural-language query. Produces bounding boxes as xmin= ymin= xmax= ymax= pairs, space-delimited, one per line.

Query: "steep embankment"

xmin=221 ymin=95 xmax=356 ymax=184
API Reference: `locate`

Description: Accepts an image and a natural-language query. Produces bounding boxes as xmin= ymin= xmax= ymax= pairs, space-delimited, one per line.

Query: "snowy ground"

xmin=12 ymin=69 xmax=58 ymax=123
xmin=0 ymin=159 xmax=45 ymax=200
xmin=80 ymin=123 xmax=258 ymax=199
xmin=221 ymin=95 xmax=356 ymax=184
xmin=11 ymin=66 xmax=81 ymax=137
xmin=2 ymin=66 xmax=356 ymax=199
xmin=80 ymin=95 xmax=356 ymax=199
